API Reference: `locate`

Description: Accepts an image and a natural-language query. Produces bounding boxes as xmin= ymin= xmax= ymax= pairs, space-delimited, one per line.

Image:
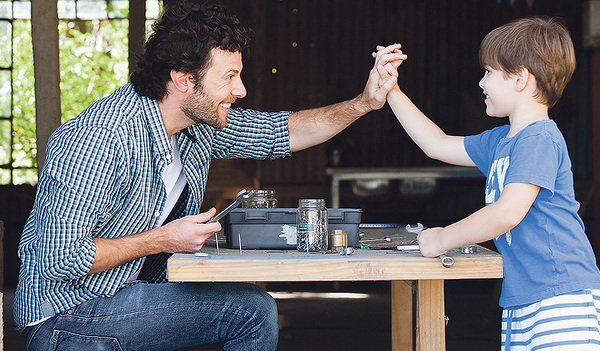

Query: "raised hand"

xmin=358 ymin=44 xmax=408 ymax=112
xmin=372 ymin=43 xmax=407 ymax=88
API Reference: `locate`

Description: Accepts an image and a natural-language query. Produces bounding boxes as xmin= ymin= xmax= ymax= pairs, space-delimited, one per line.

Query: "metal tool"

xmin=340 ymin=247 xmax=354 ymax=256
xmin=460 ymin=245 xmax=477 ymax=254
xmin=208 ymin=189 xmax=256 ymax=223
xmin=405 ymin=223 xmax=454 ymax=268
xmin=361 ymin=237 xmax=392 ymax=242
xmin=195 ymin=189 xmax=256 ymax=257
xmin=397 ymin=245 xmax=420 ymax=251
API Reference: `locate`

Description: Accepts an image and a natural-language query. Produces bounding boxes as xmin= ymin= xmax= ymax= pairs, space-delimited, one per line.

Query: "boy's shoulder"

xmin=472 ymin=124 xmax=510 ymax=143
xmin=518 ymin=119 xmax=563 ymax=142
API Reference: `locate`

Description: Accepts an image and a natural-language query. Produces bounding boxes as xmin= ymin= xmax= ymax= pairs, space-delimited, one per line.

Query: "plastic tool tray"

xmin=224 ymin=208 xmax=362 ymax=249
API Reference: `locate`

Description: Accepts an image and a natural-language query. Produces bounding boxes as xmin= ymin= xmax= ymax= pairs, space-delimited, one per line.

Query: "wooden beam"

xmin=167 ymin=248 xmax=503 ymax=282
xmin=592 ymin=49 xmax=600 ymax=263
xmin=31 ymin=0 xmax=61 ymax=173
xmin=128 ymin=0 xmax=146 ymax=76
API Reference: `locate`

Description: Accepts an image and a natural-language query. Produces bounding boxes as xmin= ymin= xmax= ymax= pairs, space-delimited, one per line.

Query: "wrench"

xmin=196 ymin=189 xmax=256 ymax=256
xmin=405 ymin=223 xmax=454 ymax=268
xmin=208 ymin=189 xmax=256 ymax=223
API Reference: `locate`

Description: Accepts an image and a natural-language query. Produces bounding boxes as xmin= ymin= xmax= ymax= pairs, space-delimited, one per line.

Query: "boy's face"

xmin=181 ymin=48 xmax=247 ymax=129
xmin=479 ymin=67 xmax=516 ymax=118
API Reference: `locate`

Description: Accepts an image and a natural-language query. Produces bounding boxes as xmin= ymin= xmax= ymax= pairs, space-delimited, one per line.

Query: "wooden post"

xmin=592 ymin=49 xmax=600 ymax=263
xmin=31 ymin=0 xmax=61 ymax=174
xmin=128 ymin=0 xmax=146 ymax=76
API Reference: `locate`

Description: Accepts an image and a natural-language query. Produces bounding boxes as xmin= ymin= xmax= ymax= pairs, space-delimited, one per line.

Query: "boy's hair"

xmin=478 ymin=17 xmax=575 ymax=108
xmin=130 ymin=2 xmax=254 ymax=101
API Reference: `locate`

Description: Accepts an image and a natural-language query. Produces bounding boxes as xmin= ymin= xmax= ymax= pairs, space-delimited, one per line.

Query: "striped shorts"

xmin=502 ymin=289 xmax=600 ymax=350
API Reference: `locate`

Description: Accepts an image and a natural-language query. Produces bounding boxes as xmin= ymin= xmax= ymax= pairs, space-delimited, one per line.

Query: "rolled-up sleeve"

xmin=210 ymin=108 xmax=292 ymax=159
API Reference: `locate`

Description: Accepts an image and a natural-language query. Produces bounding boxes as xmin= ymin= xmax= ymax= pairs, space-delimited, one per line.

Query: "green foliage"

xmin=12 ymin=20 xmax=36 ymax=184
xmin=7 ymin=18 xmax=129 ymax=185
xmin=59 ymin=19 xmax=129 ymax=122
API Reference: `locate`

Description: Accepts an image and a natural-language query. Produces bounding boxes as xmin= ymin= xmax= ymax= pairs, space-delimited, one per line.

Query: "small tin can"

xmin=329 ymin=229 xmax=348 ymax=252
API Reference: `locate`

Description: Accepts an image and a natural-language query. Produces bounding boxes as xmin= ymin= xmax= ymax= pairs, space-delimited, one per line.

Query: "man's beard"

xmin=181 ymin=88 xmax=226 ymax=129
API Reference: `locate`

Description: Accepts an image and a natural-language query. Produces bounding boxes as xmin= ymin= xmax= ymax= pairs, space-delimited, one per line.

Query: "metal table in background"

xmin=326 ymin=166 xmax=484 ymax=208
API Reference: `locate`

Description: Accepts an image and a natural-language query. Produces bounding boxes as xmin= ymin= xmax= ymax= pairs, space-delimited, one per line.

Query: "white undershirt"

xmin=127 ymin=134 xmax=187 ymax=281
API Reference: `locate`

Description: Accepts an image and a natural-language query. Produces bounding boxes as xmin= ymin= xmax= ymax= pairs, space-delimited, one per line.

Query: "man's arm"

xmin=88 ymin=209 xmax=220 ymax=274
xmin=287 ymin=49 xmax=405 ymax=152
xmin=417 ymin=183 xmax=539 ymax=257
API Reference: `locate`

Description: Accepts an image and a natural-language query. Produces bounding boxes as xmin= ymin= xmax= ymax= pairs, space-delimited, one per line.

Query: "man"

xmin=15 ymin=2 xmax=400 ymax=350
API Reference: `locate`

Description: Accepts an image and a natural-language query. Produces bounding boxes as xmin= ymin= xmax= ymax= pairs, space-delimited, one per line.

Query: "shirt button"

xmin=154 ymin=211 xmax=160 ymax=217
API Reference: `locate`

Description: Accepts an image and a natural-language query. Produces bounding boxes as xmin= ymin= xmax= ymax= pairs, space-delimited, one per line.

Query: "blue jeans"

xmin=20 ymin=282 xmax=278 ymax=351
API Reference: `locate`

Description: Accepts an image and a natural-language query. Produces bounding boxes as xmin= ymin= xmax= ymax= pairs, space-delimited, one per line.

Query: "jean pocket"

xmin=49 ymin=329 xmax=124 ymax=351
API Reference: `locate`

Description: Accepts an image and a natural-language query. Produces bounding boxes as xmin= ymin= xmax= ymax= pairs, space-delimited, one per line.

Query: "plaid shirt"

xmin=14 ymin=84 xmax=291 ymax=329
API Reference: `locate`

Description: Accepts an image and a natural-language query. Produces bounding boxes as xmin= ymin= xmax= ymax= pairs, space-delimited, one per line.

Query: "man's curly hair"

xmin=130 ymin=2 xmax=254 ymax=101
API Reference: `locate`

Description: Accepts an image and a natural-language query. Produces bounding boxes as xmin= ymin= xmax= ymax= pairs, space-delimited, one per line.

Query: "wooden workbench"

xmin=168 ymin=246 xmax=502 ymax=351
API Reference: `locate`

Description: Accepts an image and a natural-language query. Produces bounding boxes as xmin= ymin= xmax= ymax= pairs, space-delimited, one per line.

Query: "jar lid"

xmin=298 ymin=198 xmax=326 ymax=207
xmin=254 ymin=189 xmax=276 ymax=196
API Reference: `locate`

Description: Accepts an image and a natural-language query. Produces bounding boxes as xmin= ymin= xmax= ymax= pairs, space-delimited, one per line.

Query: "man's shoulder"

xmin=50 ymin=84 xmax=159 ymax=151
xmin=75 ymin=84 xmax=154 ymax=132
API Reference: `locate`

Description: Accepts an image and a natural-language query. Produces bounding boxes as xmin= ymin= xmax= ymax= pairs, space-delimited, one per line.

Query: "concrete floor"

xmin=3 ymin=279 xmax=501 ymax=350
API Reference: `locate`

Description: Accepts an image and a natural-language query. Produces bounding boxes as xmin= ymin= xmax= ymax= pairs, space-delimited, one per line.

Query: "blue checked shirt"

xmin=14 ymin=84 xmax=291 ymax=329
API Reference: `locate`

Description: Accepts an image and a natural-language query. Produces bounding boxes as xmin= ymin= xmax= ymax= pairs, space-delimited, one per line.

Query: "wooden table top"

xmin=167 ymin=246 xmax=503 ymax=282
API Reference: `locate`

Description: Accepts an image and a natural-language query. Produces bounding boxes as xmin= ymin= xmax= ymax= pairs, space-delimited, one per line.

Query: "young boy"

xmin=376 ymin=18 xmax=600 ymax=349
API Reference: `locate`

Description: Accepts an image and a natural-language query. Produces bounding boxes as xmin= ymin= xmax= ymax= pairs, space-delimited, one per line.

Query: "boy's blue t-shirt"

xmin=464 ymin=119 xmax=600 ymax=307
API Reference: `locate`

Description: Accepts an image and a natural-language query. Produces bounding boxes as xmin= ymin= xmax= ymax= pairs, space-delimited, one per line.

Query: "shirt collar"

xmin=138 ymin=87 xmax=173 ymax=165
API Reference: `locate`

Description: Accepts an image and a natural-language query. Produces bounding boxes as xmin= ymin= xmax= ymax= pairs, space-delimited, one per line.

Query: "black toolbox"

xmin=224 ymin=208 xmax=362 ymax=249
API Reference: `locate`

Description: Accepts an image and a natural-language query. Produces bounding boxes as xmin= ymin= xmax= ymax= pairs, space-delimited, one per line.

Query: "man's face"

xmin=182 ymin=48 xmax=247 ymax=129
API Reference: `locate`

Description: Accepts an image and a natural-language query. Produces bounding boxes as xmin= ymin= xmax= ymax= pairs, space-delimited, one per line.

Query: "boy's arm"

xmin=387 ymin=86 xmax=475 ymax=167
xmin=287 ymin=47 xmax=405 ymax=152
xmin=418 ymin=182 xmax=540 ymax=257
xmin=373 ymin=44 xmax=473 ymax=166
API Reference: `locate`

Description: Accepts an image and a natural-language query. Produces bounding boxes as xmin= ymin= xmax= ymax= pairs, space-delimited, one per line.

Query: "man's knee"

xmin=237 ymin=283 xmax=278 ymax=323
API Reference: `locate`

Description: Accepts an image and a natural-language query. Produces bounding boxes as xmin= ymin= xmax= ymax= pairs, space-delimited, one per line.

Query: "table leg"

xmin=391 ymin=281 xmax=413 ymax=351
xmin=331 ymin=176 xmax=340 ymax=208
xmin=415 ymin=279 xmax=445 ymax=351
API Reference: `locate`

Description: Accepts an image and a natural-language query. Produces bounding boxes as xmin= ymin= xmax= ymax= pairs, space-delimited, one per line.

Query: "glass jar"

xmin=296 ymin=199 xmax=328 ymax=252
xmin=241 ymin=190 xmax=278 ymax=208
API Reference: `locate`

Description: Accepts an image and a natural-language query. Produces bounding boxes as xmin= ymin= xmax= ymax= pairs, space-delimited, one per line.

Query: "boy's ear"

xmin=514 ymin=67 xmax=531 ymax=92
xmin=170 ymin=70 xmax=193 ymax=93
